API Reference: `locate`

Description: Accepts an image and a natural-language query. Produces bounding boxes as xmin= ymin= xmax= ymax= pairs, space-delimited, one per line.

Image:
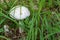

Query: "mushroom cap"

xmin=9 ymin=5 xmax=30 ymax=20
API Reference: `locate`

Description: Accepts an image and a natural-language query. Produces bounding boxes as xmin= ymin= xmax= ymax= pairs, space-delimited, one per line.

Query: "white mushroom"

xmin=9 ymin=5 xmax=30 ymax=33
xmin=9 ymin=5 xmax=30 ymax=20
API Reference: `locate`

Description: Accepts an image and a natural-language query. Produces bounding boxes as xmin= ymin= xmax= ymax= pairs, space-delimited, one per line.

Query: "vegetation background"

xmin=0 ymin=0 xmax=60 ymax=40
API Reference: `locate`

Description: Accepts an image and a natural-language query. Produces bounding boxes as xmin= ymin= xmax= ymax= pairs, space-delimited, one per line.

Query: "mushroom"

xmin=9 ymin=5 xmax=30 ymax=20
xmin=9 ymin=5 xmax=30 ymax=33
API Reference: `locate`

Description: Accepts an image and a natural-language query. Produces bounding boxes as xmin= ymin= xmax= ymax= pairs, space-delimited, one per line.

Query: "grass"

xmin=0 ymin=0 xmax=60 ymax=40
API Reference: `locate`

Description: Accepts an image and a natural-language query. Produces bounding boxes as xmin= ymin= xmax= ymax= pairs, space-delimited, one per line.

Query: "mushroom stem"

xmin=19 ymin=21 xmax=24 ymax=33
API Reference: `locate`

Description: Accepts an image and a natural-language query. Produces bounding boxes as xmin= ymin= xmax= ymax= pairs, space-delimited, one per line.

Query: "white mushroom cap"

xmin=9 ymin=5 xmax=30 ymax=20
